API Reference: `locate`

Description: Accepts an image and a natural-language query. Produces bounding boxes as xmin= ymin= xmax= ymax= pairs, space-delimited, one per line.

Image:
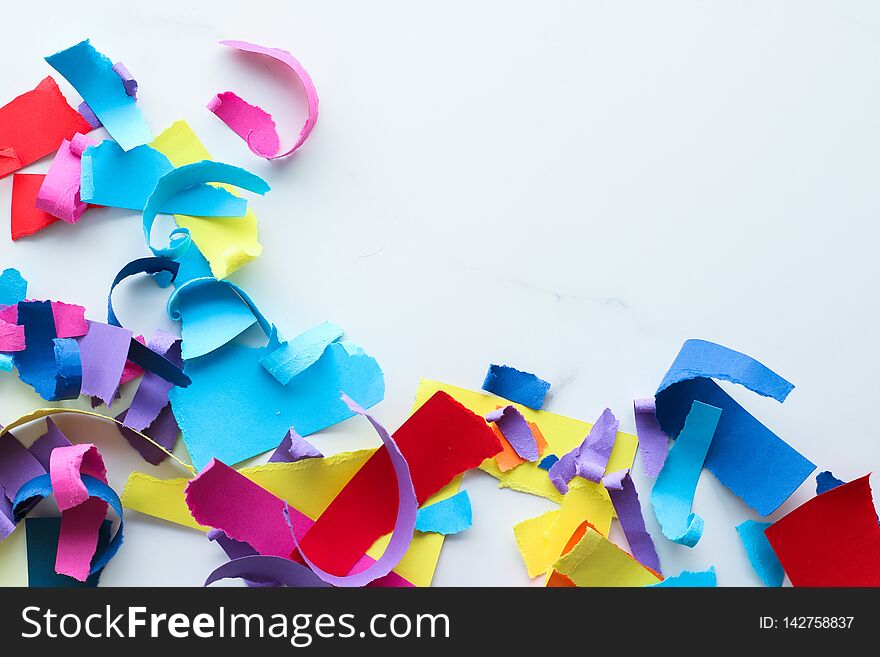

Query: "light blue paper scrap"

xmin=45 ymin=40 xmax=151 ymax=151
xmin=736 ymin=519 xmax=784 ymax=587
xmin=651 ymin=400 xmax=720 ymax=547
xmin=260 ymin=321 xmax=345 ymax=385
xmin=415 ymin=491 xmax=472 ymax=535
xmin=0 ymin=268 xmax=27 ymax=306
xmin=655 ymin=339 xmax=815 ymax=516
xmin=168 ymin=340 xmax=384 ymax=471
xmin=649 ymin=566 xmax=717 ymax=587
xmin=81 ymin=141 xmax=247 ymax=216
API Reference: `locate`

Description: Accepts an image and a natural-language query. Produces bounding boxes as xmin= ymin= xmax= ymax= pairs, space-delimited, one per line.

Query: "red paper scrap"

xmin=765 ymin=474 xmax=880 ymax=587
xmin=11 ymin=174 xmax=60 ymax=240
xmin=297 ymin=390 xmax=503 ymax=576
xmin=0 ymin=77 xmax=91 ymax=179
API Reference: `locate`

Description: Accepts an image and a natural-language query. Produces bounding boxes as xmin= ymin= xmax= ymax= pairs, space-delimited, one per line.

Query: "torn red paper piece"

xmin=297 ymin=390 xmax=502 ymax=576
xmin=11 ymin=174 xmax=61 ymax=240
xmin=765 ymin=474 xmax=880 ymax=586
xmin=0 ymin=77 xmax=91 ymax=179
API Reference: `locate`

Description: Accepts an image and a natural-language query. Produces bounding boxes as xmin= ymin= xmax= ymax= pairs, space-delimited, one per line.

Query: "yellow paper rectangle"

xmin=553 ymin=525 xmax=662 ymax=587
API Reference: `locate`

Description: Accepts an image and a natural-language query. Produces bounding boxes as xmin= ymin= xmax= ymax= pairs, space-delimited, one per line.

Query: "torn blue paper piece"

xmin=486 ymin=405 xmax=540 ymax=462
xmin=549 ymin=407 xmax=619 ymax=494
xmin=260 ymin=321 xmax=344 ymax=385
xmin=269 ymin=429 xmax=323 ymax=463
xmin=170 ymin=250 xmax=258 ymax=360
xmin=415 ymin=491 xmax=472 ymax=535
xmin=482 ymin=364 xmax=550 ymax=410
xmin=168 ymin=340 xmax=384 ymax=470
xmin=655 ymin=339 xmax=815 ymax=516
xmin=25 ymin=517 xmax=111 ymax=587
xmin=816 ymin=471 xmax=845 ymax=495
xmin=0 ymin=268 xmax=27 ymax=306
xmin=142 ymin=160 xmax=269 ymax=260
xmin=14 ymin=474 xmax=124 ymax=576
xmin=650 ymin=401 xmax=720 ymax=548
xmin=80 ymin=141 xmax=246 ymax=216
xmin=13 ymin=301 xmax=82 ymax=401
xmin=45 ymin=40 xmax=151 ymax=151
xmin=538 ymin=454 xmax=558 ymax=470
xmin=650 ymin=566 xmax=717 ymax=587
xmin=736 ymin=519 xmax=784 ymax=587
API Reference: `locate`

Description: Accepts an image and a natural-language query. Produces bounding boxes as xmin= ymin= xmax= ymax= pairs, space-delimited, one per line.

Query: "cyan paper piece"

xmin=414 ymin=490 xmax=472 ymax=535
xmin=26 ymin=517 xmax=110 ymax=587
xmin=649 ymin=566 xmax=716 ymax=587
xmin=481 ymin=364 xmax=551 ymax=410
xmin=260 ymin=321 xmax=344 ymax=385
xmin=170 ymin=250 xmax=258 ymax=360
xmin=548 ymin=407 xmax=619 ymax=494
xmin=142 ymin=160 xmax=268 ymax=260
xmin=168 ymin=340 xmax=384 ymax=470
xmin=651 ymin=401 xmax=720 ymax=547
xmin=0 ymin=268 xmax=27 ymax=306
xmin=269 ymin=429 xmax=323 ymax=463
xmin=736 ymin=519 xmax=784 ymax=587
xmin=80 ymin=141 xmax=246 ymax=216
xmin=13 ymin=474 xmax=123 ymax=575
xmin=13 ymin=301 xmax=82 ymax=401
xmin=816 ymin=471 xmax=845 ymax=495
xmin=45 ymin=40 xmax=151 ymax=151
xmin=655 ymin=339 xmax=815 ymax=516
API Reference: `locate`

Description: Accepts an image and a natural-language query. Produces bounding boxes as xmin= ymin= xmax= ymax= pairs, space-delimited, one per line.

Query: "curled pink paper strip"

xmin=35 ymin=134 xmax=95 ymax=224
xmin=210 ymin=40 xmax=319 ymax=159
xmin=49 ymin=444 xmax=109 ymax=581
xmin=283 ymin=393 xmax=418 ymax=588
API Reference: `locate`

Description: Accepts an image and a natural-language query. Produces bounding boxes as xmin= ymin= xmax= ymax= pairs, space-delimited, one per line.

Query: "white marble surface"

xmin=1 ymin=1 xmax=879 ymax=586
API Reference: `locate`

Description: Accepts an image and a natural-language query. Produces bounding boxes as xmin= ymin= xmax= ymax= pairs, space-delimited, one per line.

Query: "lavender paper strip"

xmin=485 ymin=405 xmax=539 ymax=462
xmin=123 ymin=331 xmax=181 ymax=431
xmin=111 ymin=62 xmax=137 ymax=99
xmin=634 ymin=398 xmax=668 ymax=478
xmin=28 ymin=419 xmax=72 ymax=470
xmin=207 ymin=529 xmax=274 ymax=588
xmin=549 ymin=408 xmax=619 ymax=494
xmin=0 ymin=438 xmax=46 ymax=502
xmin=116 ymin=404 xmax=180 ymax=466
xmin=76 ymin=320 xmax=132 ymax=406
xmin=603 ymin=469 xmax=661 ymax=573
xmin=205 ymin=555 xmax=330 ymax=588
xmin=0 ymin=485 xmax=15 ymax=541
xmin=283 ymin=394 xmax=417 ymax=587
xmin=269 ymin=429 xmax=323 ymax=463
xmin=77 ymin=102 xmax=102 ymax=129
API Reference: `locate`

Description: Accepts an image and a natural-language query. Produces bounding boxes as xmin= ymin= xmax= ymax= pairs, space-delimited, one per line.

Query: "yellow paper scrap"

xmin=151 ymin=120 xmax=262 ymax=278
xmin=513 ymin=510 xmax=560 ymax=578
xmin=414 ymin=380 xmax=639 ymax=502
xmin=553 ymin=525 xmax=662 ymax=587
xmin=542 ymin=478 xmax=614 ymax=571
xmin=121 ymin=449 xmax=447 ymax=586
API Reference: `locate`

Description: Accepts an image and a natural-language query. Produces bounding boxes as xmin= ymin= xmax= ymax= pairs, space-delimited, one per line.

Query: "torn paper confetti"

xmin=650 ymin=401 xmax=720 ymax=547
xmin=35 ymin=134 xmax=94 ymax=223
xmin=549 ymin=407 xmax=619 ymax=494
xmin=482 ymin=364 xmax=551 ymax=410
xmin=486 ymin=405 xmax=541 ymax=462
xmin=415 ymin=490 xmax=472 ymax=535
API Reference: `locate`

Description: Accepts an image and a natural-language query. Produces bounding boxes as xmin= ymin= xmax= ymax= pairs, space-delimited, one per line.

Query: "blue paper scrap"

xmin=816 ymin=471 xmax=845 ymax=495
xmin=13 ymin=301 xmax=82 ymax=401
xmin=736 ymin=519 xmax=784 ymax=587
xmin=482 ymin=364 xmax=550 ymax=410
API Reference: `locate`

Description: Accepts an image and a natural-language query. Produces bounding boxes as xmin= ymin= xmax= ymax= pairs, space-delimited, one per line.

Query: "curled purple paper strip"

xmin=634 ymin=398 xmax=669 ymax=478
xmin=111 ymin=62 xmax=137 ymax=99
xmin=205 ymin=555 xmax=330 ymax=588
xmin=549 ymin=408 xmax=619 ymax=494
xmin=603 ymin=469 xmax=661 ymax=573
xmin=485 ymin=405 xmax=540 ymax=462
xmin=283 ymin=393 xmax=417 ymax=587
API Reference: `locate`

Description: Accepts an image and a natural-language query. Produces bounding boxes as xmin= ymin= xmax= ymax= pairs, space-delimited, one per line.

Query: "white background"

xmin=1 ymin=0 xmax=879 ymax=586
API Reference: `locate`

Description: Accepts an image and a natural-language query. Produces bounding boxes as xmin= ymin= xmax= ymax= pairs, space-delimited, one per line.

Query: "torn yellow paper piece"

xmin=513 ymin=510 xmax=560 ymax=578
xmin=121 ymin=449 xmax=447 ymax=586
xmin=542 ymin=478 xmax=614 ymax=571
xmin=151 ymin=120 xmax=262 ymax=278
xmin=553 ymin=525 xmax=662 ymax=587
xmin=415 ymin=380 xmax=638 ymax=502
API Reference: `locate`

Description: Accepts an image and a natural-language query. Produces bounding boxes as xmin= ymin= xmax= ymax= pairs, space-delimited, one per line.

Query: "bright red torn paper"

xmin=0 ymin=77 xmax=91 ymax=179
xmin=297 ymin=390 xmax=503 ymax=576
xmin=11 ymin=174 xmax=60 ymax=240
xmin=764 ymin=474 xmax=880 ymax=587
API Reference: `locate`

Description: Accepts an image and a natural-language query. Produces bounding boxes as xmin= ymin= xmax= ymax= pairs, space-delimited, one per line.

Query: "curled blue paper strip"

xmin=651 ymin=401 xmax=720 ymax=547
xmin=13 ymin=301 xmax=82 ymax=401
xmin=45 ymin=39 xmax=151 ymax=151
xmin=81 ymin=141 xmax=247 ymax=216
xmin=260 ymin=321 xmax=344 ymax=385
xmin=142 ymin=160 xmax=269 ymax=260
xmin=649 ymin=566 xmax=716 ymax=587
xmin=415 ymin=490 xmax=473 ymax=535
xmin=482 ymin=364 xmax=550 ymax=410
xmin=736 ymin=519 xmax=784 ymax=587
xmin=107 ymin=258 xmax=190 ymax=388
xmin=13 ymin=474 xmax=124 ymax=576
xmin=655 ymin=339 xmax=815 ymax=516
